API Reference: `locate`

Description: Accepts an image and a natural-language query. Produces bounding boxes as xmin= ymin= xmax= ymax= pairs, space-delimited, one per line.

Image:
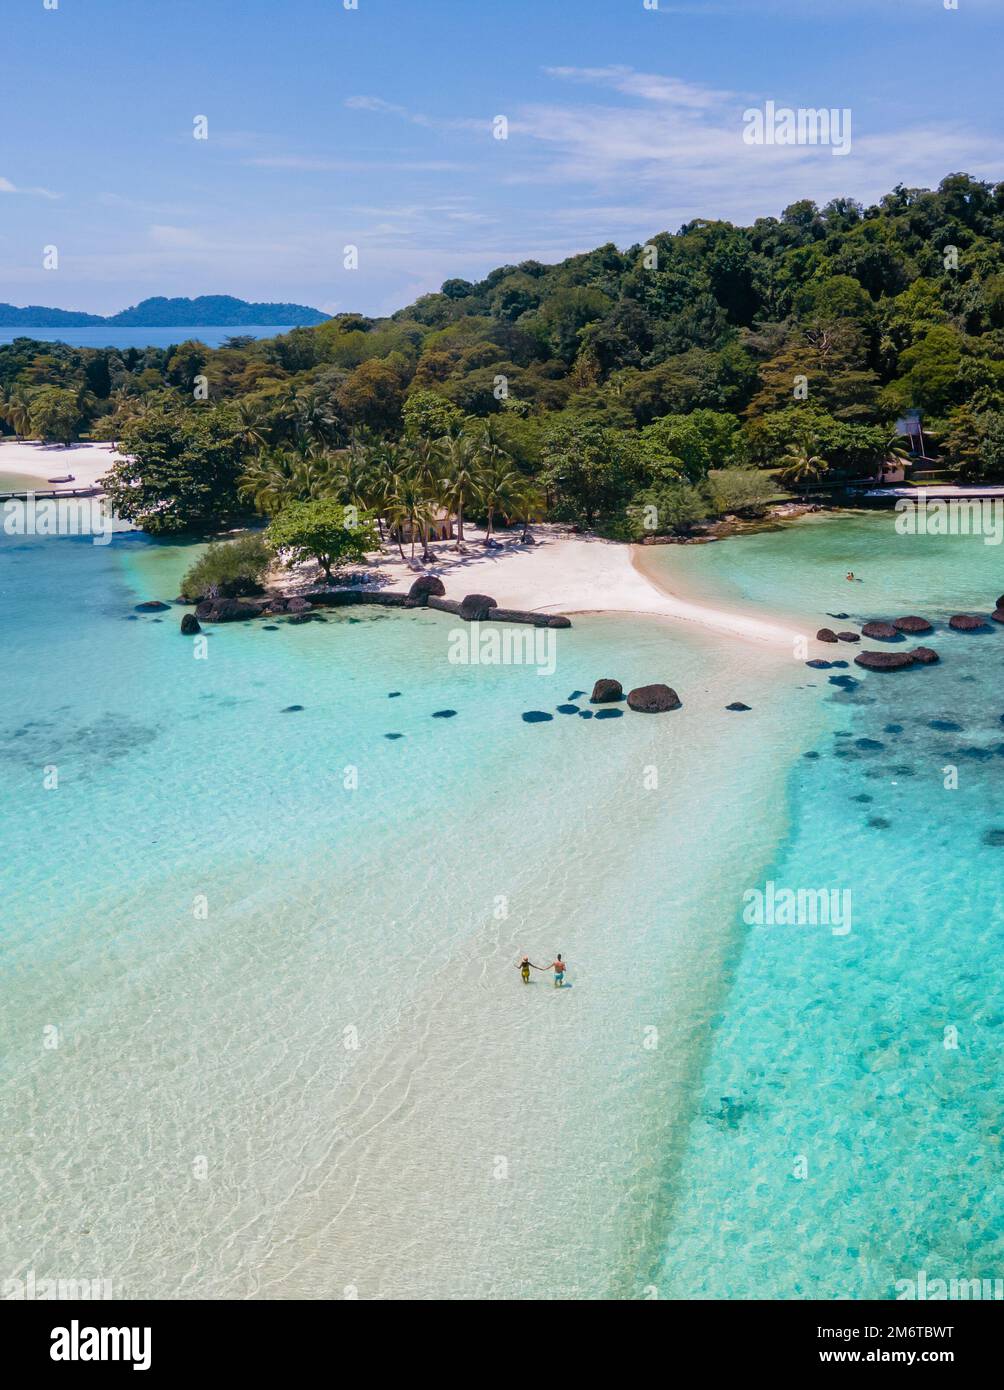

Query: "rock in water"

xmin=406 ymin=574 xmax=446 ymax=606
xmin=135 ymin=600 xmax=170 ymax=612
xmin=816 ymin=628 xmax=839 ymax=643
xmin=590 ymin=679 xmax=623 ymax=704
xmin=992 ymin=609 xmax=1004 ymax=624
xmin=726 ymin=702 xmax=751 ymax=711
xmin=627 ymin=683 xmax=682 ymax=712
xmin=459 ymin=593 xmax=496 ymax=621
xmin=894 ymin=616 xmax=933 ymax=633
xmin=911 ymin=646 xmax=940 ymax=664
xmin=805 ymin=659 xmax=832 ymax=669
xmin=286 ymin=596 xmax=312 ymax=613
xmin=861 ymin=621 xmax=898 ymax=640
xmin=949 ymin=614 xmax=987 ymax=631
xmin=837 ymin=631 xmax=860 ymax=643
xmin=180 ymin=613 xmax=201 ymax=635
xmin=854 ymin=651 xmax=916 ymax=670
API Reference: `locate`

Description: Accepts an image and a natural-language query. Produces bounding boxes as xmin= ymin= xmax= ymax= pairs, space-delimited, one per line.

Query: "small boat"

xmin=47 ymin=474 xmax=75 ymax=483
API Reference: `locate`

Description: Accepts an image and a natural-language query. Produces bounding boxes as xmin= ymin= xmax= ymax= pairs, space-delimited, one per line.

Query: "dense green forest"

xmin=3 ymin=173 xmax=1004 ymax=540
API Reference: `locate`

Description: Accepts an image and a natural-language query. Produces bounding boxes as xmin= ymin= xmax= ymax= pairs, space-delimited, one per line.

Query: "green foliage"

xmin=179 ymin=534 xmax=273 ymax=601
xmin=102 ymin=404 xmax=246 ymax=534
xmin=30 ymin=386 xmax=82 ymax=445
xmin=707 ymin=467 xmax=779 ymax=515
xmin=265 ymin=499 xmax=378 ymax=580
xmin=626 ymin=480 xmax=710 ymax=538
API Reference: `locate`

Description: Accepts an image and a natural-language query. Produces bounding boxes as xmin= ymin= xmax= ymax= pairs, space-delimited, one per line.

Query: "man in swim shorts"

xmin=551 ymin=954 xmax=567 ymax=987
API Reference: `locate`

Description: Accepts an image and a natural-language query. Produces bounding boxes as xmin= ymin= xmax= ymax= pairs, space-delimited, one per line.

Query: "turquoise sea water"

xmin=3 ymin=512 xmax=1002 ymax=1299
xmin=640 ymin=514 xmax=1004 ymax=1299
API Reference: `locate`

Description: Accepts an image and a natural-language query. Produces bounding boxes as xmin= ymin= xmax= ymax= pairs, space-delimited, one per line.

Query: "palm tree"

xmin=2 ymin=388 xmax=33 ymax=441
xmin=436 ymin=428 xmax=481 ymax=550
xmin=405 ymin=437 xmax=443 ymax=562
xmin=383 ymin=470 xmax=438 ymax=562
xmin=780 ymin=442 xmax=827 ymax=493
xmin=294 ymin=389 xmax=341 ymax=451
xmin=234 ymin=400 xmax=271 ymax=454
xmin=507 ymin=475 xmax=544 ymax=543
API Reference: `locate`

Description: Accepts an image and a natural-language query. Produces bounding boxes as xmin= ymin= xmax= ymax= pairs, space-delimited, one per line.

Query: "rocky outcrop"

xmin=861 ymin=621 xmax=898 ymax=640
xmin=911 ymin=646 xmax=940 ymax=664
xmin=590 ymin=679 xmax=623 ymax=704
xmin=816 ymin=628 xmax=838 ymax=643
xmin=893 ymin=616 xmax=933 ymax=633
xmin=627 ymin=683 xmax=682 ymax=712
xmin=180 ymin=613 xmax=201 ymax=636
xmin=854 ymin=650 xmax=916 ymax=670
xmin=459 ymin=593 xmax=497 ymax=621
xmin=949 ymin=614 xmax=987 ymax=631
xmin=196 ymin=597 xmax=265 ymax=622
xmin=286 ymin=596 xmax=312 ymax=614
xmin=406 ymin=574 xmax=446 ymax=606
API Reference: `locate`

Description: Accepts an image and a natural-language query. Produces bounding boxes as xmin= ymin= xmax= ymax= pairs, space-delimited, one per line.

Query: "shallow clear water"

xmin=641 ymin=514 xmax=1004 ymax=1299
xmin=1 ymin=529 xmax=804 ymax=1298
xmin=5 ymin=512 xmax=1002 ymax=1300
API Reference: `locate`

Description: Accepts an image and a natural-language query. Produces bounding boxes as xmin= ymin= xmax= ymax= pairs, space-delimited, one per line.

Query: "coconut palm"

xmin=383 ymin=469 xmax=438 ymax=562
xmin=780 ymin=442 xmax=827 ymax=493
xmin=234 ymin=400 xmax=271 ymax=454
xmin=436 ymin=428 xmax=481 ymax=550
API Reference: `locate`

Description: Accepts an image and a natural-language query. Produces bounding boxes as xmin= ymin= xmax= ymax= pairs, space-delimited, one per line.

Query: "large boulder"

xmin=459 ymin=593 xmax=497 ymax=621
xmin=911 ymin=646 xmax=940 ymax=664
xmin=407 ymin=574 xmax=446 ymax=606
xmin=180 ymin=613 xmax=201 ymax=635
xmin=590 ymin=679 xmax=623 ymax=704
xmin=949 ymin=614 xmax=987 ymax=631
xmin=286 ymin=596 xmax=312 ymax=614
xmin=547 ymin=615 xmax=572 ymax=629
xmin=837 ymin=631 xmax=860 ymax=643
xmin=894 ymin=616 xmax=933 ymax=634
xmin=992 ymin=609 xmax=1004 ymax=625
xmin=201 ymin=598 xmax=264 ymax=623
xmin=627 ymin=683 xmax=682 ymax=712
xmin=854 ymin=650 xmax=915 ymax=670
xmin=861 ymin=621 xmax=898 ymax=640
xmin=816 ymin=628 xmax=839 ymax=643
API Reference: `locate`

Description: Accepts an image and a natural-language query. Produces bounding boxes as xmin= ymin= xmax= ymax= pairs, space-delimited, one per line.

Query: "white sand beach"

xmin=282 ymin=525 xmax=808 ymax=652
xmin=0 ymin=438 xmax=122 ymax=489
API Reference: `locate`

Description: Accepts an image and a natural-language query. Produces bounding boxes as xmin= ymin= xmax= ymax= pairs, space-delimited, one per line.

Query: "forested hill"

xmin=0 ymin=295 xmax=329 ymax=326
xmin=3 ymin=174 xmax=1004 ymax=536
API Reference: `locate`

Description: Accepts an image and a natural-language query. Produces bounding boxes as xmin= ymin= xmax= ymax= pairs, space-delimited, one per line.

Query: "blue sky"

xmin=2 ymin=0 xmax=1001 ymax=317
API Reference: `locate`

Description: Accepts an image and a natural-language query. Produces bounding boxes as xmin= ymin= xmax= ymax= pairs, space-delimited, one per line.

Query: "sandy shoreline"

xmin=282 ymin=524 xmax=807 ymax=652
xmin=0 ymin=438 xmax=121 ymax=489
xmin=0 ymin=437 xmax=807 ymax=651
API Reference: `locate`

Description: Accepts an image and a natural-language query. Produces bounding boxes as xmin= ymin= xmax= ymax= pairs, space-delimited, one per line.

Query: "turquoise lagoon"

xmin=2 ymin=511 xmax=1002 ymax=1299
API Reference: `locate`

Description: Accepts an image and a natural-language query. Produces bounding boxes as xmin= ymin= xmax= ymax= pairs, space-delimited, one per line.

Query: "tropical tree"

xmin=265 ymin=499 xmax=378 ymax=582
xmin=383 ymin=469 xmax=438 ymax=562
xmin=30 ymin=387 xmax=81 ymax=446
xmin=436 ymin=426 xmax=482 ymax=550
xmin=780 ymin=442 xmax=828 ymax=492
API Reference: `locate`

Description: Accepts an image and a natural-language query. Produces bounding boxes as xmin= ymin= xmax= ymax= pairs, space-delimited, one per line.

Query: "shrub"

xmin=180 ymin=533 xmax=273 ymax=601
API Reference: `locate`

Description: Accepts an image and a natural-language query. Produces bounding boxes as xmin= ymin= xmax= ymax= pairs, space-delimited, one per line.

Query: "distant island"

xmin=0 ymin=295 xmax=330 ymax=328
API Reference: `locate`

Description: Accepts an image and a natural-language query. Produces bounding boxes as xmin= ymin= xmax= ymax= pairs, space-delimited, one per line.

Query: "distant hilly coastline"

xmin=0 ymin=295 xmax=330 ymax=327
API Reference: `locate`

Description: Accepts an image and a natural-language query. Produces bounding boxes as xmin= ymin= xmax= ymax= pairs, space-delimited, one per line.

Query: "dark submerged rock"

xmin=281 ymin=705 xmax=304 ymax=713
xmin=522 ymin=711 xmax=553 ymax=723
xmin=627 ymin=683 xmax=682 ymax=713
xmin=726 ymin=702 xmax=752 ymax=711
xmin=854 ymin=650 xmax=915 ymax=670
xmin=135 ymin=600 xmax=170 ymax=612
xmin=861 ymin=621 xmax=898 ymax=640
xmin=432 ymin=709 xmax=457 ymax=718
xmin=806 ymin=659 xmax=832 ymax=669
xmin=595 ymin=708 xmax=624 ymax=719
